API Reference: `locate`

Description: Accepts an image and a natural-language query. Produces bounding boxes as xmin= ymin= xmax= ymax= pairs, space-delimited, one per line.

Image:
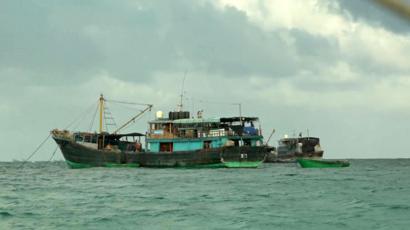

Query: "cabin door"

xmin=97 ymin=135 xmax=104 ymax=149
xmin=160 ymin=142 xmax=173 ymax=152
xmin=203 ymin=141 xmax=212 ymax=149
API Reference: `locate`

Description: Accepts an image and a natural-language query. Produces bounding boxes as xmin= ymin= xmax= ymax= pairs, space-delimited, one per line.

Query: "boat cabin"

xmin=72 ymin=132 xmax=145 ymax=152
xmin=277 ymin=136 xmax=321 ymax=156
xmin=146 ymin=111 xmax=264 ymax=153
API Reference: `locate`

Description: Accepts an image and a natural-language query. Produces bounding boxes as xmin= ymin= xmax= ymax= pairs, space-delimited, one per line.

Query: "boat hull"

xmin=297 ymin=158 xmax=350 ymax=168
xmin=265 ymin=151 xmax=324 ymax=163
xmin=222 ymin=161 xmax=263 ymax=168
xmin=53 ymin=137 xmax=269 ymax=168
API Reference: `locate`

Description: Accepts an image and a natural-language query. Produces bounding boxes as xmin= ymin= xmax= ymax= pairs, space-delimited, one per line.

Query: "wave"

xmin=0 ymin=211 xmax=12 ymax=217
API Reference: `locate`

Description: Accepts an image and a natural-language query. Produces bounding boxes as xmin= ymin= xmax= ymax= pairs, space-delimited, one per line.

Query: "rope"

xmin=19 ymin=133 xmax=51 ymax=168
xmin=112 ymin=103 xmax=145 ymax=112
xmin=115 ymin=113 xmax=146 ymax=133
xmin=88 ymin=103 xmax=99 ymax=132
xmin=106 ymin=99 xmax=151 ymax=106
xmin=103 ymin=103 xmax=118 ymax=132
xmin=64 ymin=100 xmax=98 ymax=130
xmin=48 ymin=146 xmax=59 ymax=162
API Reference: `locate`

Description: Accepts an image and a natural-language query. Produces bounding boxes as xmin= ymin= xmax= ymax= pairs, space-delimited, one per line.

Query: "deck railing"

xmin=147 ymin=128 xmax=261 ymax=139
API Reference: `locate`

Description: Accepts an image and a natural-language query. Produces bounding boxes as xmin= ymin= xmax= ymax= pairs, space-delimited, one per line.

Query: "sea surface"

xmin=1 ymin=159 xmax=410 ymax=230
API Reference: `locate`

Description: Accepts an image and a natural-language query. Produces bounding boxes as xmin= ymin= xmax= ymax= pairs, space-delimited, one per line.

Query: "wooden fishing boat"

xmin=265 ymin=135 xmax=324 ymax=163
xmin=297 ymin=158 xmax=350 ymax=168
xmin=51 ymin=95 xmax=271 ymax=168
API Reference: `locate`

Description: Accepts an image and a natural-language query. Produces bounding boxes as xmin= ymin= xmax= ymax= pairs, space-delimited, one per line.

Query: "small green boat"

xmin=221 ymin=159 xmax=263 ymax=168
xmin=223 ymin=161 xmax=262 ymax=168
xmin=297 ymin=158 xmax=350 ymax=168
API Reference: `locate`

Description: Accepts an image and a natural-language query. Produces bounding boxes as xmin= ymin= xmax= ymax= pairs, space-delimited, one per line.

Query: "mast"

xmin=177 ymin=72 xmax=187 ymax=112
xmin=99 ymin=94 xmax=104 ymax=133
xmin=233 ymin=103 xmax=242 ymax=124
xmin=238 ymin=103 xmax=242 ymax=121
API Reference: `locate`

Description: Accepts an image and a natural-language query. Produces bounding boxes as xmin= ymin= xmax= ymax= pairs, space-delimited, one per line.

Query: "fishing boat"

xmin=51 ymin=95 xmax=271 ymax=168
xmin=266 ymin=134 xmax=324 ymax=163
xmin=297 ymin=158 xmax=350 ymax=168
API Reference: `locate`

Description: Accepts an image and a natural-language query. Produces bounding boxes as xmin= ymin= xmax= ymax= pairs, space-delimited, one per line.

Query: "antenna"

xmin=177 ymin=71 xmax=187 ymax=112
xmin=232 ymin=103 xmax=242 ymax=119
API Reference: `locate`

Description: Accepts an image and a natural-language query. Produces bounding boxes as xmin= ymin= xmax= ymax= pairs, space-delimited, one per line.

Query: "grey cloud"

xmin=0 ymin=0 xmax=327 ymax=85
xmin=1 ymin=0 xmax=408 ymax=88
xmin=0 ymin=0 xmax=103 ymax=85
xmin=336 ymin=0 xmax=410 ymax=34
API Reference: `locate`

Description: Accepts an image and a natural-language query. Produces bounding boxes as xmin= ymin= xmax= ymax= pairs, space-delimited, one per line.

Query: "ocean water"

xmin=1 ymin=160 xmax=410 ymax=230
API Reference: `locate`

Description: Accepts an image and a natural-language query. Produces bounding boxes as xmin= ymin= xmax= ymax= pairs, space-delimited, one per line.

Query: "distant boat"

xmin=265 ymin=135 xmax=324 ymax=163
xmin=297 ymin=158 xmax=350 ymax=168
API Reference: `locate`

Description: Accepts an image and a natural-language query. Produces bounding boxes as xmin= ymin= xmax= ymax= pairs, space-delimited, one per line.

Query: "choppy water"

xmin=1 ymin=160 xmax=410 ymax=230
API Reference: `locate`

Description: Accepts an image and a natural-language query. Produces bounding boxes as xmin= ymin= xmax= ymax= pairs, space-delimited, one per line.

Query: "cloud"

xmin=215 ymin=0 xmax=410 ymax=87
xmin=336 ymin=0 xmax=410 ymax=35
xmin=0 ymin=0 xmax=300 ymax=85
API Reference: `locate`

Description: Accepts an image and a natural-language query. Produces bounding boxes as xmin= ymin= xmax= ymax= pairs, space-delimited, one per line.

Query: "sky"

xmin=1 ymin=0 xmax=410 ymax=161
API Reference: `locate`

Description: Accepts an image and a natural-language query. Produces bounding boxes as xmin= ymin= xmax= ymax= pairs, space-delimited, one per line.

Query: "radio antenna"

xmin=177 ymin=71 xmax=187 ymax=112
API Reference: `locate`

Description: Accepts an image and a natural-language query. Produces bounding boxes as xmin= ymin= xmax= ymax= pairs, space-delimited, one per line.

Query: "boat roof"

xmin=149 ymin=118 xmax=220 ymax=124
xmin=172 ymin=118 xmax=220 ymax=124
xmin=107 ymin=132 xmax=145 ymax=138
xmin=280 ymin=137 xmax=320 ymax=141
xmin=150 ymin=117 xmax=259 ymax=124
xmin=220 ymin=117 xmax=259 ymax=122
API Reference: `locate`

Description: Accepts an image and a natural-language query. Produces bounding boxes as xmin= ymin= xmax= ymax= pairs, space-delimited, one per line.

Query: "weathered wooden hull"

xmin=53 ymin=137 xmax=269 ymax=168
xmin=265 ymin=151 xmax=324 ymax=163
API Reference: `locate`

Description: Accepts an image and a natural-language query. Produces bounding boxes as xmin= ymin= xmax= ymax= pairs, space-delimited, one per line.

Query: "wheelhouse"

xmin=146 ymin=111 xmax=264 ymax=153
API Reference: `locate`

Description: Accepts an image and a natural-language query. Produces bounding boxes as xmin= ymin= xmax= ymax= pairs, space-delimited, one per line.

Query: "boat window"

xmin=203 ymin=141 xmax=211 ymax=149
xmin=243 ymin=139 xmax=251 ymax=146
xmin=84 ymin=135 xmax=91 ymax=143
xmin=74 ymin=135 xmax=83 ymax=142
xmin=160 ymin=143 xmax=173 ymax=152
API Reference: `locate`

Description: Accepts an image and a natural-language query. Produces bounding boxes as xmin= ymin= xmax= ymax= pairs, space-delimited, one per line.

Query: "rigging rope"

xmin=118 ymin=114 xmax=146 ymax=132
xmin=64 ymin=100 xmax=99 ymax=130
xmin=103 ymin=103 xmax=118 ymax=132
xmin=48 ymin=146 xmax=59 ymax=162
xmin=111 ymin=102 xmax=145 ymax=112
xmin=106 ymin=99 xmax=151 ymax=106
xmin=88 ymin=103 xmax=99 ymax=132
xmin=19 ymin=133 xmax=51 ymax=168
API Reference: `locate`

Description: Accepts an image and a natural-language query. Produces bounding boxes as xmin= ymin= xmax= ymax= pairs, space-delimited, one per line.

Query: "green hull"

xmin=297 ymin=158 xmax=350 ymax=168
xmin=222 ymin=161 xmax=262 ymax=168
xmin=185 ymin=163 xmax=225 ymax=169
xmin=64 ymin=159 xmax=262 ymax=169
xmin=104 ymin=163 xmax=139 ymax=168
xmin=66 ymin=160 xmax=92 ymax=169
xmin=65 ymin=160 xmax=139 ymax=169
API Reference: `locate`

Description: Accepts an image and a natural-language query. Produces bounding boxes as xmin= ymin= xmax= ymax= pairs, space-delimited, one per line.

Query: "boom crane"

xmin=113 ymin=104 xmax=153 ymax=134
